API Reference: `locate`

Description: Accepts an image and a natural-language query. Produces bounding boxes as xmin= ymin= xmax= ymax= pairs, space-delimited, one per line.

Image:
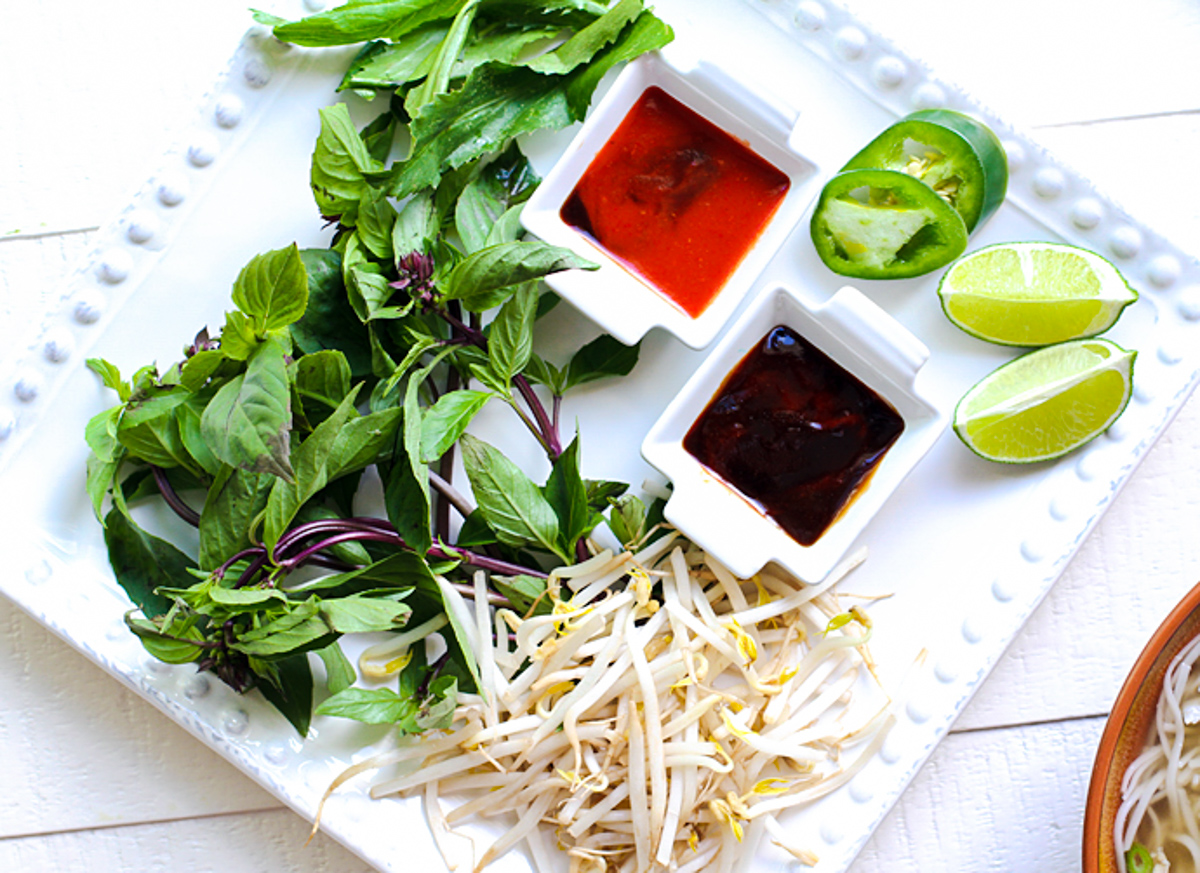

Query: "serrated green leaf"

xmin=338 ymin=29 xmax=449 ymax=92
xmin=486 ymin=281 xmax=537 ymax=384
xmin=404 ymin=0 xmax=481 ymax=116
xmin=271 ymin=0 xmax=467 ymax=47
xmin=526 ymin=0 xmax=642 ymax=75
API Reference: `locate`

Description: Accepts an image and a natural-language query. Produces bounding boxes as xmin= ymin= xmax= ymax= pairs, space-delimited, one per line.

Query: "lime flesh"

xmin=954 ymin=338 xmax=1136 ymax=463
xmin=939 ymin=242 xmax=1137 ymax=346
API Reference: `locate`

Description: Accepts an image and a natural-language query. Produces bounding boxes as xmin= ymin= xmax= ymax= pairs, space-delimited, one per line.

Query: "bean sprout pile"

xmin=319 ymin=532 xmax=894 ymax=872
xmin=1117 ymin=633 xmax=1200 ymax=872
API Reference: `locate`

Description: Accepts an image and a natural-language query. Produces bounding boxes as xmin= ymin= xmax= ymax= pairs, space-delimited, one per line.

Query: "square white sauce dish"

xmin=521 ymin=51 xmax=818 ymax=350
xmin=641 ymin=283 xmax=949 ymax=582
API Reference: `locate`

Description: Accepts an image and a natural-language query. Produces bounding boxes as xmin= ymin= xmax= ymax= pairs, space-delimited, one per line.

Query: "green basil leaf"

xmin=87 ymin=357 xmax=130 ymax=401
xmin=198 ymin=466 xmax=274 ymax=571
xmin=231 ymin=244 xmax=309 ymax=331
xmin=234 ymin=601 xmax=331 ymax=656
xmin=291 ymin=552 xmax=437 ymax=599
xmin=117 ymin=409 xmax=192 ymax=471
xmin=208 ymin=585 xmax=289 ymax=608
xmin=200 ymin=333 xmax=295 ymax=482
xmin=491 ymin=574 xmax=550 ymax=616
xmin=312 ymin=103 xmax=384 ymax=222
xmin=320 ymin=594 xmax=412 ymax=634
xmin=343 ymin=233 xmax=395 ymax=320
xmin=293 ymin=349 xmax=352 ymax=422
xmin=85 ymin=405 xmax=121 ymax=462
xmin=419 ymin=389 xmax=492 ymax=463
xmin=327 ymin=406 xmax=404 ymax=478
xmin=316 ymin=687 xmax=414 ymax=724
xmin=392 ymin=190 xmax=439 ymax=260
xmin=254 ymin=652 xmax=315 ymax=737
xmin=219 ymin=310 xmax=260 ymax=361
xmin=360 ymin=109 xmax=398 ymax=162
xmin=357 ymin=188 xmax=397 ymax=260
xmin=460 ymin=433 xmax=563 ymax=560
xmin=291 ymin=249 xmax=374 ymax=380
xmin=455 ymin=141 xmax=539 ymax=254
xmin=263 ymin=385 xmax=363 ymax=550
xmin=441 ymin=240 xmax=597 ymax=312
xmin=180 ymin=349 xmax=228 ymax=392
xmin=174 ymin=395 xmax=222 ymax=477
xmin=86 ymin=451 xmax=123 ymax=522
xmin=544 ymin=433 xmax=591 ymax=555
xmin=607 ymin=493 xmax=647 ymax=549
xmin=316 ymin=641 xmax=356 ymax=695
xmin=415 ymin=674 xmax=459 ymax=730
xmin=565 ymin=333 xmax=640 ymax=389
xmin=521 ymin=352 xmax=568 ymax=395
xmin=486 ymin=281 xmax=537 ymax=385
xmin=585 ymin=478 xmax=628 ymax=509
xmin=126 ymin=616 xmax=207 ymax=664
xmin=103 ymin=508 xmax=193 ymax=619
xmin=383 ymin=346 xmax=455 ymax=556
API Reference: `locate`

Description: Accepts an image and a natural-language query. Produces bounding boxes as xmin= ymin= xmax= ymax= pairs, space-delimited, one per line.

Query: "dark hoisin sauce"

xmin=683 ymin=325 xmax=904 ymax=546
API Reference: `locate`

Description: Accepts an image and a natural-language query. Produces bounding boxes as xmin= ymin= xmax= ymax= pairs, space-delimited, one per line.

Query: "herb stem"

xmin=429 ymin=468 xmax=474 ymax=520
xmin=151 ymin=465 xmax=202 ymax=527
xmin=515 ymin=374 xmax=561 ymax=459
xmin=432 ymin=299 xmax=561 ymax=459
xmin=436 ymin=345 xmax=463 ymax=541
xmin=267 ymin=516 xmax=547 ymax=580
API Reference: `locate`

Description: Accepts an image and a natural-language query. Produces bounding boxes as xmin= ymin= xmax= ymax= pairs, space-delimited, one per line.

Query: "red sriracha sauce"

xmin=683 ymin=325 xmax=905 ymax=546
xmin=560 ymin=86 xmax=790 ymax=319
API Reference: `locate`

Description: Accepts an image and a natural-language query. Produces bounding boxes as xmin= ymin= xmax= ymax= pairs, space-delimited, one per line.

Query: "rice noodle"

xmin=320 ymin=542 xmax=893 ymax=872
xmin=1116 ymin=632 xmax=1200 ymax=872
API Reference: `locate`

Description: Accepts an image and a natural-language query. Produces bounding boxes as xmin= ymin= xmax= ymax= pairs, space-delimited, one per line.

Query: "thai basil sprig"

xmin=85 ymin=0 xmax=673 ymax=735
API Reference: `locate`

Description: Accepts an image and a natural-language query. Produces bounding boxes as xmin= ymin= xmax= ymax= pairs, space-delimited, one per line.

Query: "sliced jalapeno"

xmin=810 ymin=168 xmax=968 ymax=280
xmin=840 ymin=109 xmax=1008 ymax=231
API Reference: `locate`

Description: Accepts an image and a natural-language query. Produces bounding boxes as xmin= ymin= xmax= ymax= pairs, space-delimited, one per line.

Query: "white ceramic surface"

xmin=521 ymin=51 xmax=819 ymax=350
xmin=2 ymin=2 xmax=1200 ymax=873
xmin=642 ymin=284 xmax=945 ymax=582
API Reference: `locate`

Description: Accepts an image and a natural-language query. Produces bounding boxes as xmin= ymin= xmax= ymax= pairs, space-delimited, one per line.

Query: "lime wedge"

xmin=954 ymin=338 xmax=1136 ymax=463
xmin=938 ymin=242 xmax=1138 ymax=346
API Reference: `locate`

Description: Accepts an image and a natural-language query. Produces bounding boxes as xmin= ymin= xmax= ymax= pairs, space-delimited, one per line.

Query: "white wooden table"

xmin=2 ymin=1 xmax=1199 ymax=870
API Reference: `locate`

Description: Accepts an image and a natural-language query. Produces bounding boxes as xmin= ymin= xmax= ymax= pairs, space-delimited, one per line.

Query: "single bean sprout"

xmin=319 ymin=541 xmax=893 ymax=872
